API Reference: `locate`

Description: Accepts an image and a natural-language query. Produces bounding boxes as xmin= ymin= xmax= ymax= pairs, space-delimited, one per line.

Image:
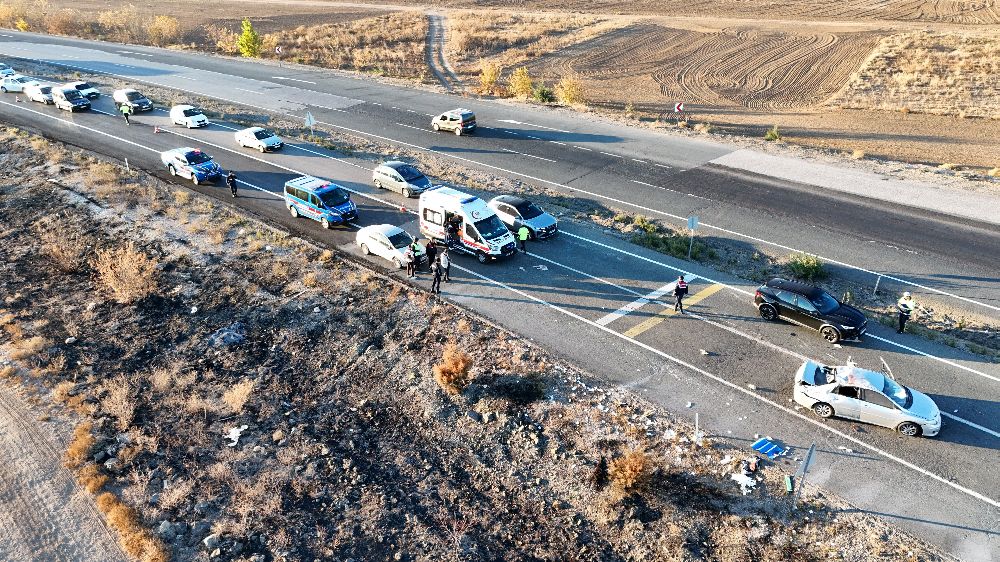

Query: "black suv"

xmin=754 ymin=278 xmax=867 ymax=343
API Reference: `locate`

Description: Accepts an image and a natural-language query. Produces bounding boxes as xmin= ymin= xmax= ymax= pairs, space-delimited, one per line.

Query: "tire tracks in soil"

xmin=425 ymin=13 xmax=464 ymax=92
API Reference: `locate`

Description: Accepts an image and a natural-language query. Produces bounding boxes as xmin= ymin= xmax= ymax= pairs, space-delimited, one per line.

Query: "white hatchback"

xmin=170 ymin=104 xmax=209 ymax=128
xmin=235 ymin=126 xmax=283 ymax=152
xmin=24 ymin=83 xmax=54 ymax=104
xmin=1 ymin=75 xmax=38 ymax=93
xmin=356 ymin=224 xmax=415 ymax=269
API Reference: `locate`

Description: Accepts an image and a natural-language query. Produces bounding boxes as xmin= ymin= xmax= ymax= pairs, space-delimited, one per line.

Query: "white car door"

xmin=827 ymin=385 xmax=863 ymax=420
xmin=857 ymin=390 xmax=902 ymax=429
xmin=377 ymin=234 xmax=397 ymax=261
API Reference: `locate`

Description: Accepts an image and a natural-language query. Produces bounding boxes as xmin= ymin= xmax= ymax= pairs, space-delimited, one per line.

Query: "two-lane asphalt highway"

xmin=1 ymin=83 xmax=996 ymax=560
xmin=2 ymin=31 xmax=999 ymax=323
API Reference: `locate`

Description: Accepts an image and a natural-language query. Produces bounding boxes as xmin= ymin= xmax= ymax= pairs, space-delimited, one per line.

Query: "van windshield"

xmin=318 ymin=187 xmax=350 ymax=208
xmin=182 ymin=108 xmax=203 ymax=117
xmin=474 ymin=215 xmax=508 ymax=240
xmin=63 ymin=89 xmax=82 ymax=100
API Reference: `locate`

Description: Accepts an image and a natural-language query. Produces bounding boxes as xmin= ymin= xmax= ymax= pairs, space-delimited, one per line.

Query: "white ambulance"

xmin=419 ymin=186 xmax=517 ymax=263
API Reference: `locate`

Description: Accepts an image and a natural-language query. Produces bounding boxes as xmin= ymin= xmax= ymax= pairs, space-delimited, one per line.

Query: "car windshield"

xmin=75 ymin=82 xmax=92 ymax=90
xmin=63 ymin=90 xmax=82 ymax=100
xmin=882 ymin=377 xmax=913 ymax=409
xmin=387 ymin=231 xmax=413 ymax=249
xmin=39 ymin=86 xmax=52 ymax=94
xmin=474 ymin=215 xmax=509 ymax=240
xmin=186 ymin=151 xmax=212 ymax=165
xmin=125 ymin=91 xmax=145 ymax=101
xmin=253 ymin=129 xmax=275 ymax=140
xmin=514 ymin=200 xmax=545 ymax=220
xmin=318 ymin=187 xmax=350 ymax=208
xmin=809 ymin=291 xmax=841 ymax=314
xmin=15 ymin=77 xmax=30 ymax=83
xmin=396 ymin=165 xmax=424 ymax=182
xmin=182 ymin=108 xmax=203 ymax=117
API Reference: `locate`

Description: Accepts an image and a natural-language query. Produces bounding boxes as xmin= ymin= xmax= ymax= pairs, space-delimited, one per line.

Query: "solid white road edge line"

xmin=451 ymin=262 xmax=1000 ymax=508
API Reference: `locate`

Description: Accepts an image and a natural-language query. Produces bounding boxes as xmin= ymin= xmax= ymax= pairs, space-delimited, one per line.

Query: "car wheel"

xmin=821 ymin=326 xmax=841 ymax=344
xmin=374 ymin=179 xmax=383 ymax=190
xmin=321 ymin=217 xmax=331 ymax=230
xmin=758 ymin=304 xmax=777 ymax=321
xmin=402 ymin=187 xmax=412 ymax=198
xmin=168 ymin=165 xmax=177 ymax=177
xmin=360 ymin=243 xmax=370 ymax=255
xmin=432 ymin=123 xmax=440 ymax=131
xmin=897 ymin=422 xmax=921 ymax=437
xmin=258 ymin=145 xmax=266 ymax=153
xmin=192 ymin=175 xmax=200 ymax=185
xmin=1 ymin=87 xmax=7 ymax=93
xmin=476 ymin=251 xmax=488 ymax=264
xmin=392 ymin=257 xmax=403 ymax=269
xmin=289 ymin=205 xmax=299 ymax=218
xmin=812 ymin=403 xmax=834 ymax=418
xmin=455 ymin=127 xmax=462 ymax=136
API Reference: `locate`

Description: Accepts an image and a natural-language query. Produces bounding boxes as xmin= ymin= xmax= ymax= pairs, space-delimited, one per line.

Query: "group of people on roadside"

xmin=404 ymin=238 xmax=450 ymax=294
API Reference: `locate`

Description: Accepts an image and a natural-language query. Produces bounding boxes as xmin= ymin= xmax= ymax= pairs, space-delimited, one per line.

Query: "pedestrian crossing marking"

xmin=622 ymin=283 xmax=724 ymax=338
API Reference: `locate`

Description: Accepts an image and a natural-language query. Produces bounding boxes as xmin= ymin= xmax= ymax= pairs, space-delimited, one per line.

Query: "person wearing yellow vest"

xmin=673 ymin=275 xmax=689 ymax=314
xmin=897 ymin=291 xmax=916 ymax=333
xmin=517 ymin=225 xmax=530 ymax=253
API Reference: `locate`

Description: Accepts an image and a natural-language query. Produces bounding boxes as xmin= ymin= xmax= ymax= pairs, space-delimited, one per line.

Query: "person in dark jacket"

xmin=425 ymin=239 xmax=438 ymax=272
xmin=673 ymin=275 xmax=689 ymax=314
xmin=226 ymin=172 xmax=238 ymax=198
xmin=430 ymin=260 xmax=442 ymax=294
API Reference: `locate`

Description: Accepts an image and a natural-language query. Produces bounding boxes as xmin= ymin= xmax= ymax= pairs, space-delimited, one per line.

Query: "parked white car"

xmin=356 ymin=224 xmax=416 ymax=269
xmin=1 ymin=75 xmax=39 ymax=93
xmin=24 ymin=83 xmax=54 ymax=104
xmin=0 ymin=63 xmax=16 ymax=77
xmin=235 ymin=126 xmax=283 ymax=152
xmin=793 ymin=360 xmax=941 ymax=437
xmin=64 ymin=81 xmax=101 ymax=99
xmin=170 ymin=104 xmax=209 ymax=128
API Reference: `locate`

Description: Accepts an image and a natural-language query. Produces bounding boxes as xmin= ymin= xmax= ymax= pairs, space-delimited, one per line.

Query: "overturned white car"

xmin=793 ymin=360 xmax=941 ymax=437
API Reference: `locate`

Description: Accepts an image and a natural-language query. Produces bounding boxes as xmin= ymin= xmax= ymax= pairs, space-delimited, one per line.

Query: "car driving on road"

xmin=24 ymin=83 xmax=54 ymax=104
xmin=64 ymin=81 xmax=100 ymax=99
xmin=356 ymin=224 xmax=415 ymax=269
xmin=754 ymin=278 xmax=867 ymax=343
xmin=113 ymin=88 xmax=153 ymax=112
xmin=793 ymin=359 xmax=941 ymax=437
xmin=0 ymin=63 xmax=16 ymax=77
xmin=1 ymin=75 xmax=39 ymax=93
xmin=235 ymin=127 xmax=283 ymax=152
xmin=52 ymin=87 xmax=91 ymax=112
xmin=487 ymin=195 xmax=558 ymax=239
xmin=160 ymin=148 xmax=223 ymax=185
xmin=372 ymin=161 xmax=431 ymax=198
xmin=170 ymin=104 xmax=209 ymax=128
xmin=431 ymin=108 xmax=476 ymax=136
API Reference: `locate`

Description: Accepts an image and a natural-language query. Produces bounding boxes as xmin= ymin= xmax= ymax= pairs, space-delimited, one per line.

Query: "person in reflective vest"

xmin=673 ymin=275 xmax=689 ymax=314
xmin=517 ymin=226 xmax=530 ymax=253
xmin=897 ymin=291 xmax=915 ymax=333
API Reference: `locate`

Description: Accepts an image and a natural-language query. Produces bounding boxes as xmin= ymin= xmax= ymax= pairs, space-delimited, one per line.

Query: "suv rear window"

xmin=76 ymin=83 xmax=93 ymax=90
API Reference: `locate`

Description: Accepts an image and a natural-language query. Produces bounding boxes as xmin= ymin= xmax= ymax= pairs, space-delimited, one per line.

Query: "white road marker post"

xmin=687 ymin=215 xmax=698 ymax=260
xmin=124 ymin=158 xmax=129 ymax=172
xmin=873 ymin=273 xmax=883 ymax=295
xmin=304 ymin=111 xmax=315 ymax=137
xmin=275 ymin=45 xmax=282 ymax=68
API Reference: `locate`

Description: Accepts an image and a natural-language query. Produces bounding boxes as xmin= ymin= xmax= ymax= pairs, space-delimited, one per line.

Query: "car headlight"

xmin=841 ymin=325 xmax=856 ymax=331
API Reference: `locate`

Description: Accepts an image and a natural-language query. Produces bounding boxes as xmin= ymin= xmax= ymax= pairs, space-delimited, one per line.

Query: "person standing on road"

xmin=425 ymin=239 xmax=438 ymax=272
xmin=517 ymin=225 xmax=530 ymax=254
xmin=439 ymin=247 xmax=450 ymax=282
xmin=404 ymin=246 xmax=416 ymax=278
xmin=673 ymin=275 xmax=689 ymax=314
xmin=226 ymin=172 xmax=238 ymax=198
xmin=897 ymin=291 xmax=916 ymax=333
xmin=430 ymin=259 xmax=442 ymax=294
xmin=119 ymin=103 xmax=132 ymax=125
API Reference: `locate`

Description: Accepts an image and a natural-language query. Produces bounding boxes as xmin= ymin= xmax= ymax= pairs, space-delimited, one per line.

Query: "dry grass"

xmin=102 ymin=375 xmax=139 ymax=431
xmin=988 ymin=167 xmax=1000 ymax=177
xmin=433 ymin=342 xmax=474 ymax=395
xmin=64 ymin=422 xmax=96 ymax=468
xmin=39 ymin=226 xmax=89 ymax=273
xmin=851 ymin=149 xmax=866 ymax=159
xmin=8 ymin=335 xmax=47 ymax=361
xmin=939 ymin=162 xmax=958 ymax=170
xmin=93 ymin=242 xmax=159 ymax=304
xmin=0 ymin=365 xmax=17 ymax=379
xmin=609 ymin=449 xmax=650 ymax=493
xmin=222 ymin=379 xmax=255 ymax=413
xmin=77 ymin=463 xmax=109 ymax=493
xmin=96 ymin=491 xmax=169 ymax=562
xmin=302 ymin=271 xmax=319 ymax=288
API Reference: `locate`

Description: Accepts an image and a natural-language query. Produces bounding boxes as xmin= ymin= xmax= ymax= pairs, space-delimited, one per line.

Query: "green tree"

xmin=236 ymin=17 xmax=262 ymax=58
xmin=508 ymin=66 xmax=533 ymax=99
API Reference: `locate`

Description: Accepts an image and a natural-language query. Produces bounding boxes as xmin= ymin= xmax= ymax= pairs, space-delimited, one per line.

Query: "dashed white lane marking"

xmin=271 ymin=76 xmax=317 ymax=85
xmin=596 ymin=280 xmax=692 ymax=326
xmin=233 ymin=87 xmax=260 ymax=94
xmin=654 ymin=163 xmax=673 ymax=169
xmin=495 ymin=119 xmax=571 ymax=133
xmin=502 ymin=148 xmax=556 ymax=163
xmin=502 ymin=130 xmax=521 ymax=136
xmin=175 ymin=76 xmax=196 ymax=81
xmin=600 ymin=151 xmax=623 ymax=158
xmin=632 ymin=158 xmax=647 ymax=164
xmin=395 ymin=122 xmax=425 ymax=132
xmin=548 ymin=140 xmax=567 ymax=146
xmin=574 ymin=146 xmax=592 ymax=151
xmin=526 ymin=135 xmax=541 ymax=140
xmin=0 ymin=34 xmax=12 ymax=38
xmin=370 ymin=102 xmax=382 ymax=106
xmin=941 ymin=413 xmax=1000 ymax=438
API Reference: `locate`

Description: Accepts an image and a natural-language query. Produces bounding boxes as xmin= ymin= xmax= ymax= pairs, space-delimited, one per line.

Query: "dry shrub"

xmin=97 ymin=4 xmax=141 ymax=42
xmin=456 ymin=318 xmax=471 ymax=334
xmin=222 ymin=379 xmax=255 ymax=413
xmin=479 ymin=60 xmax=504 ymax=95
xmin=9 ymin=335 xmax=47 ymax=360
xmin=146 ymin=15 xmax=180 ymax=47
xmin=204 ymin=23 xmax=239 ymax=54
xmin=45 ymin=8 xmax=83 ymax=35
xmin=99 ymin=491 xmax=169 ymax=562
xmin=609 ymin=449 xmax=650 ymax=493
xmin=851 ymin=149 xmax=866 ymax=160
xmin=0 ymin=365 xmax=17 ymax=379
xmin=173 ymin=190 xmax=192 ymax=206
xmin=433 ymin=342 xmax=473 ymax=395
xmin=93 ymin=242 xmax=159 ymax=304
xmin=148 ymin=366 xmax=173 ymax=391
xmin=302 ymin=271 xmax=319 ymax=288
xmin=508 ymin=66 xmax=533 ymax=99
xmin=159 ymin=478 xmax=193 ymax=511
xmin=555 ymin=76 xmax=584 ymax=105
xmin=385 ymin=284 xmax=402 ymax=305
xmin=693 ymin=122 xmax=715 ymax=134
xmin=102 ymin=375 xmax=139 ymax=431
xmin=938 ymin=162 xmax=958 ymax=170
xmin=89 ymin=161 xmax=123 ymax=186
xmin=40 ymin=227 xmax=89 ymax=273
xmin=317 ymin=249 xmax=334 ymax=263
xmin=65 ymin=421 xmax=96 ymax=468
xmin=77 ymin=463 xmax=108 ymax=493
xmin=0 ymin=2 xmax=27 ymax=27
xmin=53 ymin=380 xmax=75 ymax=402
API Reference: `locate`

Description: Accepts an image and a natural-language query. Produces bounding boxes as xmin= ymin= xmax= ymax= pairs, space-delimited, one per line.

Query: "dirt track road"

xmin=425 ymin=13 xmax=463 ymax=91
xmin=0 ymin=382 xmax=127 ymax=562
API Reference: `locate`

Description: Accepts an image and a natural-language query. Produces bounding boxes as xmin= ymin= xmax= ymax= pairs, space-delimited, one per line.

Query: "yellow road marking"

xmin=623 ymin=283 xmax=725 ymax=338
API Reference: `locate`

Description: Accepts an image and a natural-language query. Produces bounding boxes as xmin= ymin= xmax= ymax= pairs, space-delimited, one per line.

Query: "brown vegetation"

xmin=93 ymin=242 xmax=159 ymax=304
xmin=64 ymin=422 xmax=96 ymax=468
xmin=222 ymin=379 xmax=255 ymax=413
xmin=433 ymin=342 xmax=474 ymax=394
xmin=609 ymin=448 xmax=651 ymax=492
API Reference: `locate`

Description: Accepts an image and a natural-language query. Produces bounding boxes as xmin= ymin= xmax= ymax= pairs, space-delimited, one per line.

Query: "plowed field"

xmin=529 ymin=23 xmax=882 ymax=111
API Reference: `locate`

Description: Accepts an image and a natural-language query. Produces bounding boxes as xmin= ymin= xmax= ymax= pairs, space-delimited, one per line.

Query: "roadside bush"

xmin=14 ymin=16 xmax=27 ymax=31
xmin=632 ymin=231 xmax=713 ymax=261
xmin=97 ymin=4 xmax=140 ymax=43
xmin=102 ymin=375 xmax=139 ymax=431
xmin=204 ymin=23 xmax=239 ymax=55
xmin=786 ymin=252 xmax=826 ymax=281
xmin=97 ymin=492 xmax=169 ymax=562
xmin=764 ymin=125 xmax=782 ymax=141
xmin=987 ymin=167 xmax=1000 ymax=177
xmin=532 ymin=84 xmax=555 ymax=103
xmin=507 ymin=66 xmax=533 ymax=99
xmin=0 ymin=3 xmax=27 ymax=28
xmin=555 ymin=76 xmax=584 ymax=105
xmin=478 ymin=60 xmax=504 ymax=96
xmin=433 ymin=342 xmax=473 ymax=395
xmin=77 ymin=463 xmax=109 ymax=493
xmin=40 ymin=227 xmax=89 ymax=273
xmin=609 ymin=449 xmax=649 ymax=493
xmin=45 ymin=9 xmax=83 ymax=35
xmin=237 ymin=17 xmax=262 ymax=58
xmin=64 ymin=422 xmax=96 ymax=468
xmin=93 ymin=242 xmax=159 ymax=304
xmin=223 ymin=379 xmax=255 ymax=413
xmin=146 ymin=15 xmax=180 ymax=47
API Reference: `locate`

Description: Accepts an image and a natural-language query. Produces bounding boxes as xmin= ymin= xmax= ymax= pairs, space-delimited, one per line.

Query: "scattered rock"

xmin=103 ymin=457 xmax=121 ymax=474
xmin=64 ymin=336 xmax=77 ymax=344
xmin=190 ymin=306 xmax=199 ymax=314
xmin=467 ymin=410 xmax=482 ymax=422
xmin=272 ymin=429 xmax=285 ymax=442
xmin=203 ymin=533 xmax=221 ymax=550
xmin=206 ymin=323 xmax=246 ymax=348
xmin=747 ymin=383 xmax=757 ymax=391
xmin=93 ymin=450 xmax=110 ymax=464
xmin=157 ymin=521 xmax=176 ymax=540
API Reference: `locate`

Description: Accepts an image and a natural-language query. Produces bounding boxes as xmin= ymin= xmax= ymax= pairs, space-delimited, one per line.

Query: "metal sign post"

xmin=686 ymin=215 xmax=698 ymax=259
xmin=304 ymin=111 xmax=315 ymax=136
xmin=275 ymin=45 xmax=282 ymax=68
xmin=674 ymin=102 xmax=684 ymax=125
xmin=791 ymin=443 xmax=816 ymax=508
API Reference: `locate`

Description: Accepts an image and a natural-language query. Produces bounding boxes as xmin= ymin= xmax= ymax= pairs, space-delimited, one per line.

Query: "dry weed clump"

xmin=987 ymin=167 xmax=1000 ymax=177
xmin=77 ymin=463 xmax=109 ymax=493
xmin=39 ymin=226 xmax=89 ymax=273
xmin=609 ymin=449 xmax=650 ymax=493
xmin=64 ymin=421 xmax=96 ymax=468
xmin=0 ymin=365 xmax=17 ymax=379
xmin=8 ymin=335 xmax=47 ymax=361
xmin=433 ymin=342 xmax=474 ymax=395
xmin=93 ymin=242 xmax=159 ymax=304
xmin=96 ymin=491 xmax=169 ymax=562
xmin=102 ymin=375 xmax=139 ymax=431
xmin=223 ymin=379 xmax=255 ymax=413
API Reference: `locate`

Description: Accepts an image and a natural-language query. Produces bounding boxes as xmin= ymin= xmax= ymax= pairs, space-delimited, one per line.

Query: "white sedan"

xmin=24 ymin=83 xmax=54 ymax=104
xmin=170 ymin=104 xmax=209 ymax=128
xmin=1 ymin=75 xmax=39 ymax=93
xmin=793 ymin=360 xmax=941 ymax=437
xmin=356 ymin=224 xmax=415 ymax=269
xmin=235 ymin=126 xmax=284 ymax=152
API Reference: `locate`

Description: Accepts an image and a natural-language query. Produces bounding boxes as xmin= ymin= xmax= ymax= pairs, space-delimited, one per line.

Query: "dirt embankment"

xmin=0 ymin=127 xmax=948 ymax=561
